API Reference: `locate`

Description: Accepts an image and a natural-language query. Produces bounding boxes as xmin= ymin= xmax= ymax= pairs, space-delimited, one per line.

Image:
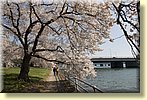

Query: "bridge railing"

xmin=61 ymin=70 xmax=103 ymax=93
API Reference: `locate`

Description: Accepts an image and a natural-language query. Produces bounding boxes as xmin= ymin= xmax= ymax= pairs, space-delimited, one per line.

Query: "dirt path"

xmin=45 ymin=69 xmax=57 ymax=81
xmin=26 ymin=69 xmax=75 ymax=93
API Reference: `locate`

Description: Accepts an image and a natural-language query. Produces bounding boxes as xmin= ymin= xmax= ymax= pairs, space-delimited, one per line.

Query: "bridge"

xmin=91 ymin=57 xmax=139 ymax=68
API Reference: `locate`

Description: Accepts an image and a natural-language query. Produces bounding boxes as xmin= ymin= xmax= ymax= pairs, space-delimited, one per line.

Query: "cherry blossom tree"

xmin=2 ymin=34 xmax=23 ymax=67
xmin=2 ymin=0 xmax=114 ymax=81
xmin=112 ymin=0 xmax=140 ymax=62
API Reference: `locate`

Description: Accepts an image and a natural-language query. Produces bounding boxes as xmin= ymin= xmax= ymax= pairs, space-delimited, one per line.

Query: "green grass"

xmin=2 ymin=67 xmax=51 ymax=93
xmin=29 ymin=67 xmax=50 ymax=80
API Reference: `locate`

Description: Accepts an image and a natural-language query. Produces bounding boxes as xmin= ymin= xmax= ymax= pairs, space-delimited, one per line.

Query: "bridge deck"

xmin=91 ymin=58 xmax=137 ymax=62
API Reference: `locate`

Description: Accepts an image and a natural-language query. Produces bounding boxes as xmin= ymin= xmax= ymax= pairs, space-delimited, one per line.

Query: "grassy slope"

xmin=2 ymin=67 xmax=51 ymax=93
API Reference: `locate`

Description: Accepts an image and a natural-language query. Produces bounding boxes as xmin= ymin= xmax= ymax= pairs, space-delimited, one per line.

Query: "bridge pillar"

xmin=123 ymin=62 xmax=126 ymax=68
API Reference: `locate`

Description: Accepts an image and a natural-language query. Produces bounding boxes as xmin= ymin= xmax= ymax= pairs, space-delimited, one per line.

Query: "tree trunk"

xmin=18 ymin=53 xmax=31 ymax=82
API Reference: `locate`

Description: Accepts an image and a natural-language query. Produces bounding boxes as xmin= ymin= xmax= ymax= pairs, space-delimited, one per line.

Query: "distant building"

xmin=91 ymin=57 xmax=139 ymax=68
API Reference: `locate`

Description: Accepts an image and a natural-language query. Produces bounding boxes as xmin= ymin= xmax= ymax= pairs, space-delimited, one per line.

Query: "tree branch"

xmin=112 ymin=2 xmax=140 ymax=54
xmin=2 ymin=24 xmax=16 ymax=34
xmin=120 ymin=10 xmax=139 ymax=32
xmin=118 ymin=20 xmax=140 ymax=53
xmin=34 ymin=46 xmax=64 ymax=53
xmin=6 ymin=2 xmax=16 ymax=27
xmin=12 ymin=2 xmax=20 ymax=27
xmin=2 ymin=24 xmax=25 ymax=47
xmin=31 ymin=5 xmax=42 ymax=23
xmin=59 ymin=2 xmax=66 ymax=15
xmin=25 ymin=20 xmax=40 ymax=44
xmin=31 ymin=24 xmax=46 ymax=52
xmin=47 ymin=25 xmax=62 ymax=35
xmin=32 ymin=54 xmax=65 ymax=64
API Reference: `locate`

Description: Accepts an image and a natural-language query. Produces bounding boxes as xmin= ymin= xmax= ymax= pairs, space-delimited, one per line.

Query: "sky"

xmin=90 ymin=24 xmax=134 ymax=58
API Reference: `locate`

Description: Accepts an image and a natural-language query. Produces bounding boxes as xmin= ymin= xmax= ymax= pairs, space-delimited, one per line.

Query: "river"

xmin=85 ymin=68 xmax=140 ymax=93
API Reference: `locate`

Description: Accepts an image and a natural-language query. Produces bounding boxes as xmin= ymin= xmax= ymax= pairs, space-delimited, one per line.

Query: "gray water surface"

xmin=85 ymin=68 xmax=140 ymax=93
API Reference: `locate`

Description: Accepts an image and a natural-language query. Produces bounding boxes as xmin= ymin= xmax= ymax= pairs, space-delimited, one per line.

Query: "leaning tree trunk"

xmin=18 ymin=53 xmax=31 ymax=82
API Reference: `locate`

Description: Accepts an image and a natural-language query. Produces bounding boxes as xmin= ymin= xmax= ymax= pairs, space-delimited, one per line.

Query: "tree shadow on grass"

xmin=2 ymin=73 xmax=75 ymax=93
xmin=2 ymin=73 xmax=43 ymax=93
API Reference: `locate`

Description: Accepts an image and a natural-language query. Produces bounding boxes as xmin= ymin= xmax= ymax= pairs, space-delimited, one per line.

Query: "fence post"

xmin=93 ymin=85 xmax=96 ymax=93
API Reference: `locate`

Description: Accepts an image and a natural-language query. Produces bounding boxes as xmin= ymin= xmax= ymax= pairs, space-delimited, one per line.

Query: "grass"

xmin=29 ymin=67 xmax=50 ymax=80
xmin=2 ymin=67 xmax=51 ymax=93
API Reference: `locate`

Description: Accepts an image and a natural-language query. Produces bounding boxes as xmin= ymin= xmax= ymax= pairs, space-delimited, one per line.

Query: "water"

xmin=85 ymin=68 xmax=140 ymax=93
